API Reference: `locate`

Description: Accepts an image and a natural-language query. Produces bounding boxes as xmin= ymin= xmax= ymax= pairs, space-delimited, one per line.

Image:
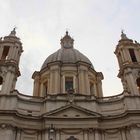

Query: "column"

xmin=85 ymin=71 xmax=90 ymax=95
xmin=17 ymin=52 xmax=22 ymax=65
xmin=130 ymin=127 xmax=140 ymax=140
xmin=94 ymin=130 xmax=100 ymax=140
xmin=62 ymin=75 xmax=65 ymax=93
xmin=93 ymin=83 xmax=97 ymax=96
xmin=122 ymin=50 xmax=129 ymax=63
xmin=96 ymin=77 xmax=103 ymax=97
xmin=117 ymin=53 xmax=121 ymax=67
xmin=49 ymin=71 xmax=53 ymax=93
xmin=44 ymin=130 xmax=49 ymax=140
xmin=14 ymin=47 xmax=20 ymax=62
xmin=126 ymin=73 xmax=139 ymax=95
xmin=120 ymin=51 xmax=125 ymax=62
xmin=134 ymin=50 xmax=140 ymax=62
xmin=126 ymin=128 xmax=131 ymax=140
xmin=54 ymin=70 xmax=59 ymax=93
xmin=121 ymin=129 xmax=126 ymax=140
xmin=126 ymin=49 xmax=132 ymax=62
xmin=83 ymin=130 xmax=88 ymax=140
xmin=88 ymin=129 xmax=95 ymax=140
xmin=37 ymin=131 xmax=42 ymax=140
xmin=0 ymin=45 xmax=4 ymax=59
xmin=40 ymin=83 xmax=44 ymax=97
xmin=11 ymin=46 xmax=17 ymax=60
xmin=5 ymin=129 xmax=14 ymax=140
xmin=56 ymin=130 xmax=60 ymax=140
xmin=16 ymin=129 xmax=21 ymax=140
xmin=8 ymin=46 xmax=14 ymax=60
xmin=48 ymin=78 xmax=50 ymax=94
xmin=2 ymin=71 xmax=14 ymax=94
xmin=33 ymin=76 xmax=40 ymax=96
xmin=136 ymin=49 xmax=140 ymax=62
xmin=79 ymin=70 xmax=84 ymax=94
xmin=73 ymin=76 xmax=76 ymax=92
xmin=101 ymin=131 xmax=105 ymax=140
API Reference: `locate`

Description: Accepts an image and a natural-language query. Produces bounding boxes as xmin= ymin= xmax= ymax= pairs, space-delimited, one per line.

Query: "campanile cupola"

xmin=60 ymin=31 xmax=74 ymax=48
xmin=0 ymin=28 xmax=23 ymax=94
xmin=115 ymin=31 xmax=140 ymax=95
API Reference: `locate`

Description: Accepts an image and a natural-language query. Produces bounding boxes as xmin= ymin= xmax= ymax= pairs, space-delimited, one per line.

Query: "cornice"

xmin=0 ymin=60 xmax=20 ymax=76
xmin=0 ymin=109 xmax=140 ymax=131
xmin=118 ymin=63 xmax=140 ymax=77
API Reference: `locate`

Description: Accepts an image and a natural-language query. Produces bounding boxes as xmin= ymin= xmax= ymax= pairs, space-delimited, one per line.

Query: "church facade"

xmin=0 ymin=29 xmax=140 ymax=140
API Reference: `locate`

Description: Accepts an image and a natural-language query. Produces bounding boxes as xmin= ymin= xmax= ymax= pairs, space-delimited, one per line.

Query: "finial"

xmin=66 ymin=31 xmax=68 ymax=35
xmin=9 ymin=27 xmax=17 ymax=36
xmin=121 ymin=29 xmax=128 ymax=39
xmin=60 ymin=31 xmax=74 ymax=48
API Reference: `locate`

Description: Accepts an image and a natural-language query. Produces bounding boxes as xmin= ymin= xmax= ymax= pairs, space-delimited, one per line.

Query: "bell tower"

xmin=0 ymin=28 xmax=23 ymax=94
xmin=115 ymin=31 xmax=140 ymax=95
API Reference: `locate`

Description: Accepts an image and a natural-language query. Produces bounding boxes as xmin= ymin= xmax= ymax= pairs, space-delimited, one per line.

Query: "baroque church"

xmin=0 ymin=29 xmax=140 ymax=140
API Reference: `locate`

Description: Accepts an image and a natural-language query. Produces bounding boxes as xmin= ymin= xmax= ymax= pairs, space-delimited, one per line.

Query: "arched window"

xmin=136 ymin=78 xmax=140 ymax=93
xmin=0 ymin=76 xmax=3 ymax=91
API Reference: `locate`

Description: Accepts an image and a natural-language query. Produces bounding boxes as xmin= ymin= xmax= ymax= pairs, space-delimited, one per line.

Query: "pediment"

xmin=44 ymin=104 xmax=101 ymax=119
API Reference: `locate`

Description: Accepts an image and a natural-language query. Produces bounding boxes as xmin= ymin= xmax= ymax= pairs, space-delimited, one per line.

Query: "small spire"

xmin=9 ymin=27 xmax=17 ymax=36
xmin=121 ymin=30 xmax=128 ymax=39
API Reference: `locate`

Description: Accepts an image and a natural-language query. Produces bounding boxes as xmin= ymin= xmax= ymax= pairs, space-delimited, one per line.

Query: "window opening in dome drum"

xmin=65 ymin=77 xmax=73 ymax=92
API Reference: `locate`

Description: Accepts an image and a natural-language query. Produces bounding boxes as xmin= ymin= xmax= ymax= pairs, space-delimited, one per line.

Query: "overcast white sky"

xmin=0 ymin=0 xmax=140 ymax=96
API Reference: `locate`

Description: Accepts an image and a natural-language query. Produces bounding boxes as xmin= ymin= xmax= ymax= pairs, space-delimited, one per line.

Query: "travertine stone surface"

xmin=0 ymin=31 xmax=140 ymax=140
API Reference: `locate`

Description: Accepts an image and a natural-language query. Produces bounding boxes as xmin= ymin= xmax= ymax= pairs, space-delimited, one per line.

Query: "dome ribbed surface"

xmin=41 ymin=48 xmax=94 ymax=70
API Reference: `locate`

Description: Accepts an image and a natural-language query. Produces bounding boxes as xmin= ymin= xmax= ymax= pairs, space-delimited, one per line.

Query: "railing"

xmin=12 ymin=90 xmax=126 ymax=103
xmin=12 ymin=90 xmax=43 ymax=101
xmin=97 ymin=93 xmax=124 ymax=102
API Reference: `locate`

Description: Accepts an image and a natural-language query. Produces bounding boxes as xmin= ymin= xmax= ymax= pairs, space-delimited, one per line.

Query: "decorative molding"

xmin=61 ymin=129 xmax=82 ymax=134
xmin=22 ymin=129 xmax=38 ymax=135
xmin=0 ymin=123 xmax=15 ymax=130
xmin=105 ymin=128 xmax=120 ymax=134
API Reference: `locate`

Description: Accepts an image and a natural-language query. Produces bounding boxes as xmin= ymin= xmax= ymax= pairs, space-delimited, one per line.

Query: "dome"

xmin=41 ymin=32 xmax=94 ymax=70
xmin=41 ymin=48 xmax=94 ymax=69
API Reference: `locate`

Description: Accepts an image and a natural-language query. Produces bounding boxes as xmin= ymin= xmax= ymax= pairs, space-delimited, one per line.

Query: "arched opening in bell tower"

xmin=1 ymin=46 xmax=10 ymax=60
xmin=136 ymin=78 xmax=140 ymax=93
xmin=129 ymin=49 xmax=137 ymax=62
xmin=0 ymin=76 xmax=3 ymax=91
